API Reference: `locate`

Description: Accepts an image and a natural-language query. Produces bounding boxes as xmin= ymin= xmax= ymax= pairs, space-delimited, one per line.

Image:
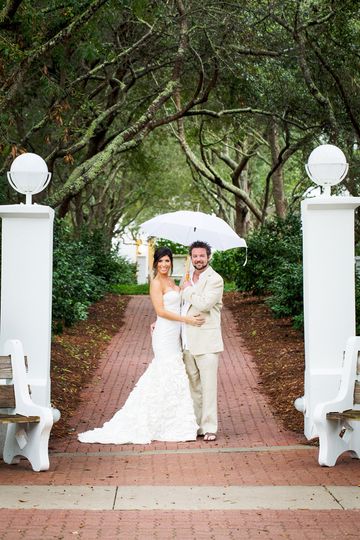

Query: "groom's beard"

xmin=193 ymin=262 xmax=208 ymax=271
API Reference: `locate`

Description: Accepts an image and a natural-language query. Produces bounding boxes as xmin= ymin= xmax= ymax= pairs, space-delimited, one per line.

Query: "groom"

xmin=182 ymin=241 xmax=224 ymax=442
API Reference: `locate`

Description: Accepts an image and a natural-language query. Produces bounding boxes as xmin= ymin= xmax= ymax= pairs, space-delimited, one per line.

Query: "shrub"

xmin=211 ymin=248 xmax=243 ymax=282
xmin=81 ymin=229 xmax=137 ymax=285
xmin=235 ymin=214 xmax=302 ymax=294
xmin=266 ymin=261 xmax=303 ymax=327
xmin=210 ymin=214 xmax=302 ymax=296
xmin=52 ymin=224 xmax=106 ymax=332
xmin=114 ymin=256 xmax=137 ymax=284
xmin=211 ymin=215 xmax=304 ymax=329
xmin=52 ymin=221 xmax=137 ymax=332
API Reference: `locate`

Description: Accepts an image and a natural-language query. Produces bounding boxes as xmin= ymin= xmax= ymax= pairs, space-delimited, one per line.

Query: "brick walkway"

xmin=1 ymin=296 xmax=360 ymax=539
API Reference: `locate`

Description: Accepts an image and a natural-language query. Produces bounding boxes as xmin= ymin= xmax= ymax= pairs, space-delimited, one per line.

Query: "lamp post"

xmin=295 ymin=144 xmax=360 ymax=440
xmin=0 ymin=152 xmax=59 ymax=420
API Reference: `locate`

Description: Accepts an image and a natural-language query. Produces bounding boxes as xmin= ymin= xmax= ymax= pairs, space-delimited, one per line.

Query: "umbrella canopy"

xmin=140 ymin=210 xmax=247 ymax=251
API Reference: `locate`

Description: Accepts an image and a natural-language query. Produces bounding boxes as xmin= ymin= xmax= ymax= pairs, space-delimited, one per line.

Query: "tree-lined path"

xmin=0 ymin=296 xmax=360 ymax=539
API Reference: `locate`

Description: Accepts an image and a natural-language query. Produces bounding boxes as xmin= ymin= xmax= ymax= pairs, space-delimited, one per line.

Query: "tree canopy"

xmin=1 ymin=0 xmax=359 ymax=237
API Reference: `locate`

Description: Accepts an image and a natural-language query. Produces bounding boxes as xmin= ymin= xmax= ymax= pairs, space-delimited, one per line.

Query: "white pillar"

xmin=136 ymin=255 xmax=148 ymax=284
xmin=301 ymin=197 xmax=360 ymax=439
xmin=0 ymin=204 xmax=54 ymax=408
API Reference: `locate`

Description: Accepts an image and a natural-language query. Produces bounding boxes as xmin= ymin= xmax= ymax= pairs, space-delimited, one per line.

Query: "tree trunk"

xmin=269 ymin=118 xmax=287 ymax=219
xmin=233 ymin=143 xmax=251 ymax=236
xmin=234 ymin=197 xmax=250 ymax=237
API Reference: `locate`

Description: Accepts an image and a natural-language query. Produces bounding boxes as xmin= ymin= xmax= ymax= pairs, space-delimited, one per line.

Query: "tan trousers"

xmin=183 ymin=350 xmax=219 ymax=435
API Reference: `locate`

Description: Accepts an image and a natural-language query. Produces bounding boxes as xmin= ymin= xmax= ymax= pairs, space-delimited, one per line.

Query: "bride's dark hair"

xmin=153 ymin=246 xmax=173 ymax=276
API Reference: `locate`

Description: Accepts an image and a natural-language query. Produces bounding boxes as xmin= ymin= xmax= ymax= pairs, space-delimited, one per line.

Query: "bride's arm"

xmin=150 ymin=280 xmax=204 ymax=326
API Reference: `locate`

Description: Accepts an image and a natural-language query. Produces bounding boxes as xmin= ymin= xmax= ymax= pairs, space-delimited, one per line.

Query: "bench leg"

xmin=317 ymin=419 xmax=360 ymax=466
xmin=3 ymin=418 xmax=52 ymax=472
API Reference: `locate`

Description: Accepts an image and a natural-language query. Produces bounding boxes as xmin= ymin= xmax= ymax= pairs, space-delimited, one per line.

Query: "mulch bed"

xmin=50 ymin=294 xmax=129 ymax=438
xmin=224 ymin=292 xmax=305 ymax=434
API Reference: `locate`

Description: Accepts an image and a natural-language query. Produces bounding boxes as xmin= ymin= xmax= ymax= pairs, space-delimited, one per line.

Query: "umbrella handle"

xmin=242 ymin=246 xmax=248 ymax=266
xmin=184 ymin=255 xmax=190 ymax=282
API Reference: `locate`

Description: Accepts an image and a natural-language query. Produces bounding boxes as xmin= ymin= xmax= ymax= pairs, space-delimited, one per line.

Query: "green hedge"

xmin=235 ymin=215 xmax=302 ymax=295
xmin=211 ymin=249 xmax=242 ymax=283
xmin=212 ymin=215 xmax=304 ymax=329
xmin=52 ymin=221 xmax=136 ymax=332
xmin=111 ymin=283 xmax=149 ymax=295
xmin=266 ymin=260 xmax=304 ymax=330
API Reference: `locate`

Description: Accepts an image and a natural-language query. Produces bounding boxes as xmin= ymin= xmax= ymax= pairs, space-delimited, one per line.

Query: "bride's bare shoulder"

xmin=150 ymin=277 xmax=162 ymax=294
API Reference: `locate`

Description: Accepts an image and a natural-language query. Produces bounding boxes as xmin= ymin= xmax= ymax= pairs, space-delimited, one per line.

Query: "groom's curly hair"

xmin=153 ymin=246 xmax=174 ymax=275
xmin=189 ymin=241 xmax=211 ymax=257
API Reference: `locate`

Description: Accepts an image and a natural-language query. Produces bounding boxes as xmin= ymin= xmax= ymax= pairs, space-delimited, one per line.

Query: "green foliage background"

xmin=212 ymin=215 xmax=304 ymax=329
xmin=52 ymin=220 xmax=136 ymax=332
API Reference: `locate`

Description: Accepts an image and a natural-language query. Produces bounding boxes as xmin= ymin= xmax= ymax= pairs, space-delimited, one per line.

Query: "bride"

xmin=78 ymin=246 xmax=204 ymax=444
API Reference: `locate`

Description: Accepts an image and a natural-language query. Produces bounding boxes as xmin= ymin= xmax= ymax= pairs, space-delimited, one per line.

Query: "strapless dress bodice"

xmin=161 ymin=289 xmax=181 ymax=315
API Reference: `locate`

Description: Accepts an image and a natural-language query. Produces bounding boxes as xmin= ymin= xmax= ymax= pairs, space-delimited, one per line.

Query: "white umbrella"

xmin=140 ymin=210 xmax=247 ymax=251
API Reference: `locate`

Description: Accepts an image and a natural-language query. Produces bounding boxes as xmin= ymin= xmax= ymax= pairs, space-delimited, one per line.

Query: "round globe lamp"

xmin=7 ymin=153 xmax=51 ymax=205
xmin=305 ymin=144 xmax=348 ymax=197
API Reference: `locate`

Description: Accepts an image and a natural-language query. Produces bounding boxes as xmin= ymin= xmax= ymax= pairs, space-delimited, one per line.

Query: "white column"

xmin=136 ymin=255 xmax=148 ymax=284
xmin=0 ymin=204 xmax=54 ymax=408
xmin=172 ymin=254 xmax=187 ymax=281
xmin=301 ymin=197 xmax=360 ymax=439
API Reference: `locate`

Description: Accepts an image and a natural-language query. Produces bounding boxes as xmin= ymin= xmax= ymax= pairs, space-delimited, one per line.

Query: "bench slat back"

xmin=354 ymin=381 xmax=360 ymax=405
xmin=0 ymin=355 xmax=12 ymax=378
xmin=0 ymin=385 xmax=15 ymax=408
xmin=0 ymin=355 xmax=15 ymax=408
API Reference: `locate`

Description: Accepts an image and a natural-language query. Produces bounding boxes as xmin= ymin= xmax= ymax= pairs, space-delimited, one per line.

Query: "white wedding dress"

xmin=78 ymin=290 xmax=198 ymax=444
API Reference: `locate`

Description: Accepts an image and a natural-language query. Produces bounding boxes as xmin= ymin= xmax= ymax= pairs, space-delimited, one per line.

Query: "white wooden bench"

xmin=314 ymin=336 xmax=360 ymax=466
xmin=0 ymin=339 xmax=53 ymax=471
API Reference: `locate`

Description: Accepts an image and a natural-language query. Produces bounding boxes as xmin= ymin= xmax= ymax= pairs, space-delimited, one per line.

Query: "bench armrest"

xmin=3 ymin=339 xmax=52 ymax=420
xmin=314 ymin=336 xmax=360 ymax=422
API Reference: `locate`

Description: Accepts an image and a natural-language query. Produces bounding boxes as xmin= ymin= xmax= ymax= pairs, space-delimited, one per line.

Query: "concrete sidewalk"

xmin=1 ymin=296 xmax=360 ymax=539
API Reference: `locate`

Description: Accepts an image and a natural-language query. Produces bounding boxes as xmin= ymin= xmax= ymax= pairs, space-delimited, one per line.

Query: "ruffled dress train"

xmin=78 ymin=290 xmax=198 ymax=444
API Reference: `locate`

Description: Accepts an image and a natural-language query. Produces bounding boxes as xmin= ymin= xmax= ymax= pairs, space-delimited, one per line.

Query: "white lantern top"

xmin=7 ymin=153 xmax=51 ymax=205
xmin=305 ymin=144 xmax=348 ymax=197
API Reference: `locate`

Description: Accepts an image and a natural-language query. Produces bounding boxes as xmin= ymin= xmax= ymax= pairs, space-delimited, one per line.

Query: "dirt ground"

xmin=50 ymin=291 xmax=305 ymax=438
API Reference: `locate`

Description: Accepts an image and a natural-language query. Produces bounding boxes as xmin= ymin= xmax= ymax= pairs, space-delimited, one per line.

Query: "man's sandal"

xmin=203 ymin=433 xmax=217 ymax=442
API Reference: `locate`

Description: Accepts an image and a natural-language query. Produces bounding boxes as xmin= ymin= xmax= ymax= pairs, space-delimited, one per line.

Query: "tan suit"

xmin=182 ymin=266 xmax=223 ymax=435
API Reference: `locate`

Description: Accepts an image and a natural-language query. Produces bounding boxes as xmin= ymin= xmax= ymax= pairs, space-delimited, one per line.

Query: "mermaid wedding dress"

xmin=78 ymin=290 xmax=198 ymax=444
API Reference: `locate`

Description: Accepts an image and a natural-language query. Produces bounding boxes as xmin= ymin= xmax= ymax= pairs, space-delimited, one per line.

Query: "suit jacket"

xmin=182 ymin=266 xmax=224 ymax=355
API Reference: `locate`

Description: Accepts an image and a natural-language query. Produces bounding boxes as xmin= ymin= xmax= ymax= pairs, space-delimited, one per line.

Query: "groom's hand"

xmin=182 ymin=280 xmax=192 ymax=289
